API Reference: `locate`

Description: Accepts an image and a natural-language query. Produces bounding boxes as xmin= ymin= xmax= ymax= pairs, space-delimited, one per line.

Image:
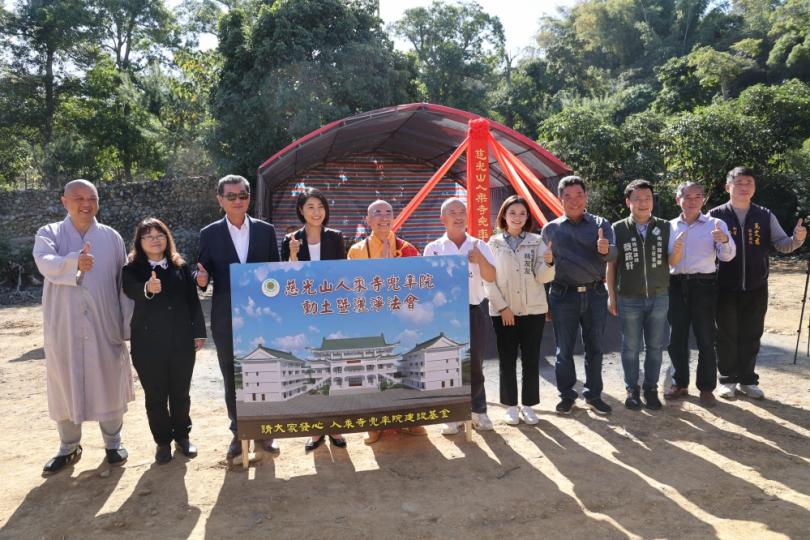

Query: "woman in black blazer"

xmin=280 ymin=187 xmax=348 ymax=452
xmin=123 ymin=218 xmax=206 ymax=464
xmin=281 ymin=187 xmax=347 ymax=263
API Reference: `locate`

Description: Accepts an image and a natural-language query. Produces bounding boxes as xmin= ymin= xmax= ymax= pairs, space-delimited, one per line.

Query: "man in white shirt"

xmin=424 ymin=198 xmax=497 ymax=433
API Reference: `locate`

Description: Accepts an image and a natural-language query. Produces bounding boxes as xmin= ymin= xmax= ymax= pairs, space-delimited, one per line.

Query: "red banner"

xmin=466 ymin=118 xmax=491 ymax=241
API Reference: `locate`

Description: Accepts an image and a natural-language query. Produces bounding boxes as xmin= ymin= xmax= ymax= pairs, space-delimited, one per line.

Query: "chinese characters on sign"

xmin=285 ymin=273 xmax=435 ymax=316
xmin=259 ymin=409 xmax=453 ymax=435
xmin=467 ymin=118 xmax=491 ymax=242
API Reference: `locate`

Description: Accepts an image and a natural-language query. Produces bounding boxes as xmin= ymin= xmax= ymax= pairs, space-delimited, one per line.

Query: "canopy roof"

xmin=256 ymin=103 xmax=571 ymax=202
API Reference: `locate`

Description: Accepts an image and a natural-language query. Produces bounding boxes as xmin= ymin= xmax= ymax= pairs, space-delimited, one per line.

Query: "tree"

xmin=537 ymin=108 xmax=627 ymax=218
xmin=661 ymin=103 xmax=773 ymax=205
xmin=686 ymin=42 xmax=758 ymax=99
xmin=767 ymin=0 xmax=810 ymax=77
xmin=95 ymin=0 xmax=179 ymax=182
xmin=391 ymin=0 xmax=504 ymax=115
xmin=0 ymin=0 xmax=97 ymax=187
xmin=209 ymin=0 xmax=417 ymax=181
xmin=651 ymin=55 xmax=712 ymax=113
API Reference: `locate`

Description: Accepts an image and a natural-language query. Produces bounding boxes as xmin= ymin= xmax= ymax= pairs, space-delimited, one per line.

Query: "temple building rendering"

xmin=236 ymin=333 xmax=466 ymax=402
xmin=399 ymin=333 xmax=466 ymax=391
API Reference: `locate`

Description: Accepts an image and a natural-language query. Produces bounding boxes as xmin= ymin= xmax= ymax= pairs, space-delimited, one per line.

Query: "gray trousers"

xmin=56 ymin=417 xmax=123 ymax=456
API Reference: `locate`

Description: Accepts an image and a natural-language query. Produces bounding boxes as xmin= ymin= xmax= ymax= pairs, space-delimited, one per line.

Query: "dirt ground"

xmin=1 ymin=259 xmax=810 ymax=539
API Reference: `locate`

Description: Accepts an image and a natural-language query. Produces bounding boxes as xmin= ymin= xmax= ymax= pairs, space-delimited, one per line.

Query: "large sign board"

xmin=230 ymin=256 xmax=472 ymax=440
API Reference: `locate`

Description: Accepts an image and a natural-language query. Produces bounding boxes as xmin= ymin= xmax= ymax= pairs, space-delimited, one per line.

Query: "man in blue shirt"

xmin=541 ymin=176 xmax=617 ymax=415
xmin=666 ymin=181 xmax=736 ymax=407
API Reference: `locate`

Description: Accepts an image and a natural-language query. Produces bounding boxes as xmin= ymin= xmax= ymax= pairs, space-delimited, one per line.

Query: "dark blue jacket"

xmin=196 ymin=216 xmax=279 ymax=335
xmin=709 ymin=202 xmax=771 ymax=292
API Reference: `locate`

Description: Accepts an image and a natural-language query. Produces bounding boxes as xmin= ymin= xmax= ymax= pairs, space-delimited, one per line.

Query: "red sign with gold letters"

xmin=467 ymin=118 xmax=491 ymax=241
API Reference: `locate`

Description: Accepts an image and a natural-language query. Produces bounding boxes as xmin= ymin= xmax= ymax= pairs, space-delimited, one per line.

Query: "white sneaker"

xmin=739 ymin=384 xmax=765 ymax=399
xmin=440 ymin=422 xmax=461 ymax=435
xmin=519 ymin=405 xmax=539 ymax=425
xmin=718 ymin=383 xmax=737 ymax=399
xmin=666 ymin=364 xmax=676 ymax=387
xmin=471 ymin=412 xmax=494 ymax=431
xmin=504 ymin=406 xmax=520 ymax=425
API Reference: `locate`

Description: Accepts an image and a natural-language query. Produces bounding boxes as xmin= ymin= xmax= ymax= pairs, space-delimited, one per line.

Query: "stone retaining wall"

xmin=0 ymin=176 xmax=222 ymax=263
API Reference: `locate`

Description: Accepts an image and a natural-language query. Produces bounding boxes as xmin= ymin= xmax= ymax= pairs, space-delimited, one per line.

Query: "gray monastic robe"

xmin=34 ymin=216 xmax=135 ymax=424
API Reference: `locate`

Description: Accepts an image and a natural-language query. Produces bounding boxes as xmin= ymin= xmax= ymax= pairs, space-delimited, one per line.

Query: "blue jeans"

xmin=549 ymin=282 xmax=608 ymax=401
xmin=617 ymin=293 xmax=669 ymax=392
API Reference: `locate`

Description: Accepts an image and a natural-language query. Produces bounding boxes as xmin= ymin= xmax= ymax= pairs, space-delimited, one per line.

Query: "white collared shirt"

xmin=668 ymin=213 xmax=736 ymax=274
xmin=227 ymin=216 xmax=250 ymax=264
xmin=423 ymin=233 xmax=495 ymax=305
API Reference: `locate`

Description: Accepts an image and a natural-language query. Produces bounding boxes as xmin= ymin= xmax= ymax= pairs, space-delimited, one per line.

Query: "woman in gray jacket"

xmin=485 ymin=196 xmax=555 ymax=426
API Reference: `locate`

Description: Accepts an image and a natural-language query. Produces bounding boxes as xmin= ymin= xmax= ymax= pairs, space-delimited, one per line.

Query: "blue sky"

xmin=230 ymin=257 xmax=471 ymax=359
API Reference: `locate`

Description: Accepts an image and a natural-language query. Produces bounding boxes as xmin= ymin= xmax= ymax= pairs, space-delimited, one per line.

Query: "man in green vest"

xmin=607 ymin=179 xmax=672 ymax=410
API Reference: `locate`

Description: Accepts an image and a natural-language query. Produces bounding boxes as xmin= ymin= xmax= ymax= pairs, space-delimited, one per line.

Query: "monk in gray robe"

xmin=33 ymin=179 xmax=135 ymax=475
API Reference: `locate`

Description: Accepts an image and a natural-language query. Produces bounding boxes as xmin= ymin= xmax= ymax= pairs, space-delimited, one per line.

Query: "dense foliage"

xmin=0 ymin=0 xmax=808 ymax=227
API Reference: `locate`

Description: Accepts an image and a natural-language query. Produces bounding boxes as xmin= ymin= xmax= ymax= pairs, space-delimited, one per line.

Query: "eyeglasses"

xmin=143 ymin=235 xmax=167 ymax=242
xmin=371 ymin=211 xmax=394 ymax=219
xmin=223 ymin=192 xmax=249 ymax=201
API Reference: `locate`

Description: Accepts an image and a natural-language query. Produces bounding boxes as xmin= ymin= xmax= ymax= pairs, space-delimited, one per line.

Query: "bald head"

xmin=64 ymin=179 xmax=98 ymax=198
xmin=62 ymin=179 xmax=99 ymax=232
xmin=367 ymin=200 xmax=392 ymax=216
xmin=366 ymin=200 xmax=394 ymax=237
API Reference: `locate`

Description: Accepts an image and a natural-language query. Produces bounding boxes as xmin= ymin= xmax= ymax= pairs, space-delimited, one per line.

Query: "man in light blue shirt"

xmin=666 ymin=181 xmax=736 ymax=407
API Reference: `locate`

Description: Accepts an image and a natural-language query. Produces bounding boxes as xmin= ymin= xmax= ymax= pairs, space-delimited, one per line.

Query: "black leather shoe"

xmin=175 ymin=439 xmax=198 ymax=457
xmin=625 ymin=390 xmax=641 ymax=410
xmin=304 ymin=437 xmax=324 ymax=451
xmin=644 ymin=390 xmax=663 ymax=410
xmin=227 ymin=439 xmax=242 ymax=458
xmin=42 ymin=445 xmax=82 ymax=476
xmin=155 ymin=445 xmax=172 ymax=464
xmin=106 ymin=448 xmax=128 ymax=467
xmin=328 ymin=435 xmax=347 ymax=448
xmin=258 ymin=439 xmax=279 ymax=453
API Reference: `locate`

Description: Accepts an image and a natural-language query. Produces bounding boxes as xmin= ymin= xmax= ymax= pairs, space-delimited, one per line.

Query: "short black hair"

xmin=217 ymin=174 xmax=250 ymax=196
xmin=726 ymin=166 xmax=757 ymax=184
xmin=295 ymin=187 xmax=330 ymax=226
xmin=624 ymin=179 xmax=654 ymax=199
xmin=557 ymin=175 xmax=587 ymax=196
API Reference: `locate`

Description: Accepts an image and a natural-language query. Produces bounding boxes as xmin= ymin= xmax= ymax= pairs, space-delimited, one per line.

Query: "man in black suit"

xmin=195 ymin=175 xmax=280 ymax=459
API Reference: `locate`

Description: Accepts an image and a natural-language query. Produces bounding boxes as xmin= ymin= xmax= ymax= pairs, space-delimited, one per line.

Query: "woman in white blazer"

xmin=485 ymin=195 xmax=555 ymax=426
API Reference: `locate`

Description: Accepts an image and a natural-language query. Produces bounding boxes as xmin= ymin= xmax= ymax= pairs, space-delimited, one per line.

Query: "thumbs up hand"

xmin=795 ymin=218 xmax=807 ymax=242
xmin=672 ymin=231 xmax=686 ymax=256
xmin=195 ymin=262 xmax=209 ymax=287
xmin=468 ymin=239 xmax=483 ymax=265
xmin=146 ymin=270 xmax=162 ymax=294
xmin=597 ymin=227 xmax=609 ymax=255
xmin=543 ymin=241 xmax=554 ymax=264
xmin=711 ymin=220 xmax=729 ymax=243
xmin=78 ymin=242 xmax=94 ymax=272
xmin=288 ymin=234 xmax=301 ymax=262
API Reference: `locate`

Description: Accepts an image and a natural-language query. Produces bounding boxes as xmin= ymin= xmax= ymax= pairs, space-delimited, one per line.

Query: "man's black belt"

xmin=551 ymin=281 xmax=602 ymax=292
xmin=671 ymin=273 xmax=716 ymax=280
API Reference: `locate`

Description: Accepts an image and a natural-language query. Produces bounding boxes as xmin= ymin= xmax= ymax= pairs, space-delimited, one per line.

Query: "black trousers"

xmin=491 ymin=314 xmax=545 ymax=407
xmin=715 ymin=287 xmax=768 ymax=386
xmin=469 ymin=304 xmax=488 ymax=414
xmin=212 ymin=332 xmax=238 ymax=438
xmin=132 ymin=346 xmax=195 ymax=446
xmin=667 ymin=276 xmax=718 ymax=391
